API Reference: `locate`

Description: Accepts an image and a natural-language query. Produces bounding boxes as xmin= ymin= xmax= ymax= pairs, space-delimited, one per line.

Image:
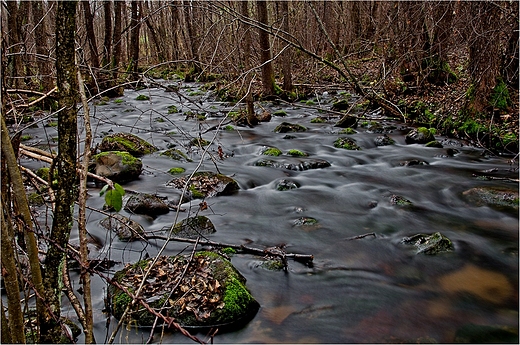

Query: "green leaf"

xmin=114 ymin=183 xmax=125 ymax=197
xmin=99 ymin=184 xmax=109 ymax=196
xmin=105 ymin=189 xmax=123 ymax=212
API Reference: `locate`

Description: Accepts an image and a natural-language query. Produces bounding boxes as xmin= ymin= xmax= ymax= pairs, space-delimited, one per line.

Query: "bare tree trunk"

xmin=280 ymin=0 xmax=292 ymax=92
xmin=129 ymin=0 xmax=141 ymax=80
xmin=6 ymin=1 xmax=23 ymax=88
xmin=240 ymin=1 xmax=255 ymax=120
xmin=143 ymin=1 xmax=165 ymax=62
xmin=41 ymin=1 xmax=79 ymax=342
xmin=256 ymin=0 xmax=275 ymax=96
xmin=183 ymin=0 xmax=201 ymax=76
xmin=1 ymin=199 xmax=26 ymax=344
xmin=111 ymin=0 xmax=123 ymax=95
xmin=31 ymin=0 xmax=53 ymax=91
xmin=102 ymin=0 xmax=112 ymax=68
xmin=82 ymin=0 xmax=101 ymax=69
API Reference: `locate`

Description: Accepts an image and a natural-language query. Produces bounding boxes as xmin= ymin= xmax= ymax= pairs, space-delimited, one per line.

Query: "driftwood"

xmin=144 ymin=234 xmax=314 ymax=267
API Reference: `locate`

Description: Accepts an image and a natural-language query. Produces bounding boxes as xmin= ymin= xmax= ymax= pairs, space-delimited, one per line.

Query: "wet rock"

xmin=374 ymin=134 xmax=395 ymax=146
xmin=425 ymin=140 xmax=443 ymax=148
xmin=255 ymin=158 xmax=331 ymax=171
xmin=334 ymin=114 xmax=358 ymax=128
xmin=331 ymin=99 xmax=350 ymax=111
xmin=405 ymin=127 xmax=435 ymax=144
xmin=98 ymin=132 xmax=158 ymax=156
xmin=167 ymin=171 xmax=239 ymax=198
xmin=462 ymin=186 xmax=519 ymax=212
xmin=274 ymin=122 xmax=307 ymax=133
xmin=110 ymin=252 xmax=259 ymax=329
xmin=454 ymin=323 xmax=519 ymax=343
xmin=334 ymin=137 xmax=361 ymax=150
xmin=366 ymin=122 xmax=385 ymax=133
xmin=93 ymin=151 xmax=143 ymax=184
xmin=399 ymin=159 xmax=429 ymax=167
xmin=390 ymin=194 xmax=413 ymax=206
xmin=99 ymin=214 xmax=144 ymax=241
xmin=401 ymin=232 xmax=454 ymax=255
xmin=170 ymin=215 xmax=216 ymax=238
xmin=124 ymin=193 xmax=170 ymax=217
xmin=276 ymin=179 xmax=299 ymax=191
xmin=161 ymin=148 xmax=192 ymax=161
xmin=261 ymin=146 xmax=282 ymax=156
xmin=293 ymin=217 xmax=318 ymax=226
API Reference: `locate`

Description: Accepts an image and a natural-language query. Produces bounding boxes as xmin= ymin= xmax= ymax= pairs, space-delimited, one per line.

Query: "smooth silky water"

xmin=20 ymin=82 xmax=518 ymax=343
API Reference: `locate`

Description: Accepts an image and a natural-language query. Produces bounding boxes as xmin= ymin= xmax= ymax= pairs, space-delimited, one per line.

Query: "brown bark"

xmin=41 ymin=1 xmax=79 ymax=342
xmin=6 ymin=1 xmax=22 ymax=88
xmin=129 ymin=0 xmax=142 ymax=80
xmin=240 ymin=1 xmax=255 ymax=120
xmin=82 ymin=1 xmax=100 ymax=69
xmin=280 ymin=0 xmax=292 ymax=92
xmin=1 ymin=200 xmax=26 ymax=344
xmin=256 ymin=0 xmax=275 ymax=96
xmin=31 ymin=0 xmax=53 ymax=90
xmin=102 ymin=0 xmax=113 ymax=67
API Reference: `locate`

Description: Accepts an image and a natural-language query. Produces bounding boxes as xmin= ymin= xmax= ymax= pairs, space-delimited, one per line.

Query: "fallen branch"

xmin=144 ymin=234 xmax=314 ymax=267
xmin=346 ymin=232 xmax=376 ymax=241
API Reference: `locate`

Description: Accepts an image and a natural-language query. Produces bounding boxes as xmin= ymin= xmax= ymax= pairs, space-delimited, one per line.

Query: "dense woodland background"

xmin=0 ymin=1 xmax=519 ymax=343
xmin=2 ymin=0 xmax=519 ymax=151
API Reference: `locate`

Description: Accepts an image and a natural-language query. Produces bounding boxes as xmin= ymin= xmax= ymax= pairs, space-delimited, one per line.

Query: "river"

xmin=19 ymin=81 xmax=518 ymax=343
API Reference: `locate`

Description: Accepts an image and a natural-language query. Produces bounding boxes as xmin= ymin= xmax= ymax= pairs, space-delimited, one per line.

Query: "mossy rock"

xmin=374 ymin=134 xmax=395 ymax=146
xmin=254 ymin=159 xmax=330 ymax=171
xmin=389 ymin=194 xmax=413 ymax=206
xmin=287 ymin=149 xmax=307 ymax=157
xmin=425 ymin=140 xmax=443 ymax=148
xmin=334 ymin=137 xmax=361 ymax=150
xmin=310 ymin=117 xmax=326 ymax=123
xmin=99 ymin=214 xmax=145 ymax=241
xmin=168 ymin=167 xmax=186 ymax=175
xmin=110 ymin=252 xmax=259 ymax=330
xmin=167 ymin=171 xmax=239 ymax=198
xmin=262 ymin=146 xmax=282 ymax=156
xmin=276 ymin=179 xmax=299 ymax=191
xmin=124 ymin=193 xmax=170 ymax=217
xmin=331 ymin=99 xmax=350 ymax=111
xmin=171 ymin=216 xmax=216 ymax=238
xmin=462 ymin=187 xmax=519 ymax=213
xmin=161 ymin=148 xmax=192 ymax=162
xmin=189 ymin=137 xmax=211 ymax=147
xmin=405 ymin=127 xmax=435 ymax=144
xmin=92 ymin=151 xmax=143 ymax=184
xmin=273 ymin=110 xmax=287 ymax=117
xmin=98 ymin=132 xmax=158 ymax=156
xmin=401 ymin=232 xmax=453 ymax=255
xmin=274 ymin=122 xmax=307 ymax=133
xmin=334 ymin=114 xmax=358 ymax=128
xmin=339 ymin=128 xmax=357 ymax=134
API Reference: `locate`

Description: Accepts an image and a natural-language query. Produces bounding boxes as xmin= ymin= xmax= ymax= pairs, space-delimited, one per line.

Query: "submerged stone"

xmin=374 ymin=134 xmax=395 ymax=146
xmin=276 ymin=179 xmax=299 ymax=191
xmin=334 ymin=137 xmax=361 ymax=150
xmin=92 ymin=151 xmax=143 ymax=184
xmin=99 ymin=214 xmax=144 ymax=241
xmin=167 ymin=171 xmax=239 ymax=198
xmin=274 ymin=122 xmax=307 ymax=133
xmin=254 ymin=158 xmax=331 ymax=171
xmin=390 ymin=194 xmax=413 ymax=206
xmin=401 ymin=232 xmax=454 ymax=255
xmin=170 ymin=215 xmax=216 ymax=238
xmin=98 ymin=132 xmax=158 ymax=156
xmin=161 ymin=148 xmax=192 ymax=161
xmin=334 ymin=114 xmax=358 ymax=128
xmin=110 ymin=252 xmax=259 ymax=329
xmin=463 ymin=186 xmax=519 ymax=212
xmin=124 ymin=193 xmax=170 ymax=217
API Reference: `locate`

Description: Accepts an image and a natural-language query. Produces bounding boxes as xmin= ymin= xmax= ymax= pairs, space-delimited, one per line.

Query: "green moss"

xmin=93 ymin=150 xmax=139 ymax=166
xmin=190 ymin=138 xmax=210 ymax=147
xmin=339 ymin=128 xmax=356 ymax=134
xmin=224 ymin=125 xmax=235 ymax=131
xmin=311 ymin=117 xmax=326 ymax=123
xmin=334 ymin=137 xmax=361 ymax=150
xmin=273 ymin=110 xmax=287 ymax=117
xmin=101 ymin=133 xmax=157 ymax=156
xmin=287 ymin=149 xmax=307 ymax=157
xmin=46 ymin=121 xmax=58 ymax=127
xmin=189 ymin=185 xmax=206 ymax=199
xmin=28 ymin=192 xmax=44 ymax=206
xmin=21 ymin=134 xmax=32 ymax=141
xmin=221 ymin=247 xmax=237 ymax=255
xmin=188 ymin=91 xmax=203 ymax=96
xmin=262 ymin=147 xmax=282 ymax=156
xmin=114 ymin=99 xmax=124 ymax=104
xmin=305 ymin=100 xmax=315 ymax=105
xmin=168 ymin=167 xmax=186 ymax=175
xmin=113 ymin=291 xmax=132 ymax=320
xmin=490 ymin=78 xmax=511 ymax=110
xmin=136 ymin=94 xmax=150 ymax=101
xmin=155 ymin=117 xmax=165 ymax=123
xmin=167 ymin=105 xmax=179 ymax=114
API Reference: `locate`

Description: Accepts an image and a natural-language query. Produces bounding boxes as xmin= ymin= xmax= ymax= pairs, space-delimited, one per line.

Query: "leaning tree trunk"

xmin=40 ymin=1 xmax=79 ymax=342
xmin=240 ymin=0 xmax=255 ymax=120
xmin=256 ymin=0 xmax=275 ymax=96
xmin=129 ymin=0 xmax=141 ymax=81
xmin=279 ymin=0 xmax=292 ymax=92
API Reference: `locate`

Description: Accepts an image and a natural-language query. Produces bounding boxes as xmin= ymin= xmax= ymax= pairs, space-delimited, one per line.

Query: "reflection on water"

xmin=20 ymin=82 xmax=518 ymax=343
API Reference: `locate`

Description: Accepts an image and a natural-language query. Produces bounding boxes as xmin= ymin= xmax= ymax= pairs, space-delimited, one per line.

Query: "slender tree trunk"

xmin=143 ymin=1 xmax=165 ymax=62
xmin=82 ymin=0 xmax=100 ymax=70
xmin=183 ymin=0 xmax=201 ymax=75
xmin=240 ymin=1 xmax=255 ymax=120
xmin=6 ymin=1 xmax=22 ymax=88
xmin=1 ymin=113 xmax=46 ymax=344
xmin=111 ymin=0 xmax=123 ymax=95
xmin=256 ymin=0 xmax=275 ymax=96
xmin=280 ymin=0 xmax=292 ymax=92
xmin=31 ymin=0 xmax=53 ymax=91
xmin=41 ymin=1 xmax=79 ymax=342
xmin=1 ymin=199 xmax=26 ymax=344
xmin=129 ymin=0 xmax=141 ymax=80
xmin=102 ymin=0 xmax=113 ymax=68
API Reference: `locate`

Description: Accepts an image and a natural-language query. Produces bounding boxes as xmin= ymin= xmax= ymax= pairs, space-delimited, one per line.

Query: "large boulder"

xmin=274 ymin=122 xmax=307 ymax=133
xmin=255 ymin=158 xmax=331 ymax=171
xmin=110 ymin=252 xmax=259 ymax=330
xmin=463 ymin=186 xmax=519 ymax=213
xmin=98 ymin=132 xmax=158 ymax=156
xmin=401 ymin=232 xmax=454 ymax=255
xmin=405 ymin=127 xmax=435 ymax=144
xmin=167 ymin=171 xmax=239 ymax=199
xmin=92 ymin=151 xmax=142 ymax=184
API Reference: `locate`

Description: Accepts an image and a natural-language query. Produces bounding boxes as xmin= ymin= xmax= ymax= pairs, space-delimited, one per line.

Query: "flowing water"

xmin=19 ymin=81 xmax=518 ymax=343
